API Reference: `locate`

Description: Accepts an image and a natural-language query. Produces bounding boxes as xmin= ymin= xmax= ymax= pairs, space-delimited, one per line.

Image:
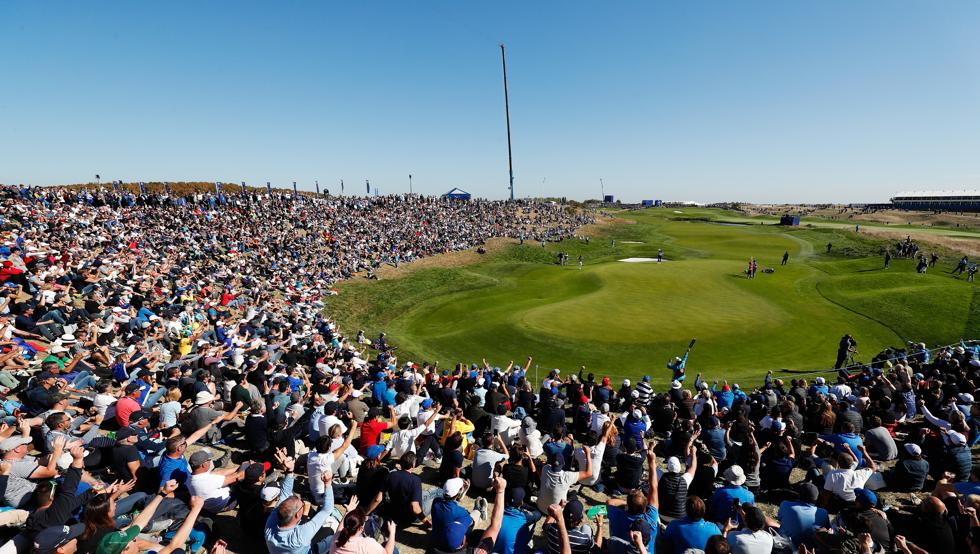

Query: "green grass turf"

xmin=328 ymin=208 xmax=979 ymax=387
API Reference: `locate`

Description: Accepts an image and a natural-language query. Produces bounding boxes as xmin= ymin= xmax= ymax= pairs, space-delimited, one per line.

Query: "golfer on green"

xmin=667 ymin=339 xmax=696 ymax=382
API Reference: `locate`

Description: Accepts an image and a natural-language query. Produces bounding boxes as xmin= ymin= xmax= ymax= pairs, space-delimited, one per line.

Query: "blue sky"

xmin=2 ymin=2 xmax=979 ymax=203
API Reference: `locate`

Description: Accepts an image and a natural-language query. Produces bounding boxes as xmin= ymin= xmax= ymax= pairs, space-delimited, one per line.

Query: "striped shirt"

xmin=635 ymin=382 xmax=653 ymax=406
xmin=544 ymin=523 xmax=594 ymax=554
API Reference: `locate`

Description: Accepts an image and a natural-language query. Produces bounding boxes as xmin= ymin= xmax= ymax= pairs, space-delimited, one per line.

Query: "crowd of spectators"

xmin=0 ymin=184 xmax=978 ymax=554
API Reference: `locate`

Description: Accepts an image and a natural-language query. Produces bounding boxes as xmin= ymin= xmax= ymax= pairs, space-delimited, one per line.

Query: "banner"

xmin=138 ymin=182 xmax=146 ymax=195
xmin=341 ymin=179 xmax=344 ymax=193
xmin=113 ymin=180 xmax=120 ymax=193
xmin=315 ymin=180 xmax=320 ymax=196
xmin=241 ymin=181 xmax=247 ymax=195
xmin=266 ymin=181 xmax=272 ymax=194
xmin=215 ymin=182 xmax=222 ymax=195
xmin=292 ymin=181 xmax=297 ymax=198
xmin=164 ymin=182 xmax=171 ymax=195
xmin=366 ymin=180 xmax=370 ymax=195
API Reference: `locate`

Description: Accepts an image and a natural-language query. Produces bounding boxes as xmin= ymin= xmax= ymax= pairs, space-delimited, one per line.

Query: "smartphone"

xmin=586 ymin=505 xmax=607 ymax=518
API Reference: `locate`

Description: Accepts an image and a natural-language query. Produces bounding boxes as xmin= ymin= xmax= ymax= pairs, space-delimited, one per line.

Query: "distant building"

xmin=443 ymin=187 xmax=471 ymax=200
xmin=890 ymin=190 xmax=980 ymax=212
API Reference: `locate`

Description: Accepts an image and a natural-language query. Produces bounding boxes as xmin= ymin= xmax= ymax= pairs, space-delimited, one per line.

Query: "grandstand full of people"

xmin=0 ymin=184 xmax=977 ymax=554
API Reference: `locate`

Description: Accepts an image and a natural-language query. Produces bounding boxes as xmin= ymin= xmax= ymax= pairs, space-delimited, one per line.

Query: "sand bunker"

xmin=619 ymin=257 xmax=668 ymax=263
xmin=619 ymin=241 xmax=644 ymax=244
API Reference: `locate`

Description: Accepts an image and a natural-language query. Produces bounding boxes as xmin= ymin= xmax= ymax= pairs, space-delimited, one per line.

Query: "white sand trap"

xmin=619 ymin=241 xmax=644 ymax=244
xmin=673 ymin=210 xmax=683 ymax=213
xmin=619 ymin=257 xmax=669 ymax=263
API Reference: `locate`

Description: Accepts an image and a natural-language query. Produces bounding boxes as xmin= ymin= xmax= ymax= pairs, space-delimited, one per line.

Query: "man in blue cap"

xmin=496 ymin=488 xmax=542 ymax=554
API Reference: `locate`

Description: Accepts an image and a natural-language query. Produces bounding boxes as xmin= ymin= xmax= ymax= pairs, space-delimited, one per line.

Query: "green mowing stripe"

xmin=814 ymin=279 xmax=906 ymax=342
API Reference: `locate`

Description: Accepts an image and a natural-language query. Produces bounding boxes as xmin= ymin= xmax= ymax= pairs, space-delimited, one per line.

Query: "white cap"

xmin=195 ymin=391 xmax=215 ymax=405
xmin=260 ymin=486 xmax=282 ymax=502
xmin=904 ymin=443 xmax=922 ymax=456
xmin=350 ymin=390 xmax=362 ymax=398
xmin=623 ymin=379 xmax=631 ymax=387
xmin=666 ymin=457 xmax=682 ymax=473
xmin=632 ymin=409 xmax=642 ymax=420
xmin=444 ymin=477 xmax=465 ymax=497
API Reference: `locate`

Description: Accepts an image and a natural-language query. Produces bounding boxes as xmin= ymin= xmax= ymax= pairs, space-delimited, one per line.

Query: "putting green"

xmin=328 ymin=208 xmax=979 ymax=387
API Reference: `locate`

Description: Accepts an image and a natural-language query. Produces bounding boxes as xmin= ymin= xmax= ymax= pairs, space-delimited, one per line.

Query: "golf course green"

xmin=328 ymin=208 xmax=979 ymax=387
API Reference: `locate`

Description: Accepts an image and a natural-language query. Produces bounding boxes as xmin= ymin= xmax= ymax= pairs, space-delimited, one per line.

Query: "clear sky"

xmin=2 ymin=2 xmax=979 ymax=203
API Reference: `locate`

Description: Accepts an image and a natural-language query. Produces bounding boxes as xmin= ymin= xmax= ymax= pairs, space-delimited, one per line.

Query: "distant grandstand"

xmin=890 ymin=190 xmax=980 ymax=212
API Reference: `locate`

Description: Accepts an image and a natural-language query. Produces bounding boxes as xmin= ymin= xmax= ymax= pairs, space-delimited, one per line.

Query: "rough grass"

xmin=328 ymin=208 xmax=978 ymax=388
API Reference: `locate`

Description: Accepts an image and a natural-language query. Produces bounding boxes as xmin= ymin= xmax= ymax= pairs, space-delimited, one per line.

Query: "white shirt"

xmin=822 ymin=467 xmax=874 ymax=501
xmin=187 ymin=471 xmax=231 ymax=512
xmin=589 ymin=412 xmax=610 ymax=436
xmin=574 ymin=442 xmax=605 ymax=486
xmin=520 ymin=428 xmax=544 ymax=458
xmin=307 ymin=451 xmax=334 ymax=496
xmin=472 ymin=448 xmax=508 ymax=489
xmin=388 ymin=426 xmax=424 ymax=458
xmin=490 ymin=415 xmax=522 ymax=445
xmin=730 ymin=529 xmax=774 ymax=554
xmin=417 ymin=409 xmax=439 ymax=435
xmin=536 ymin=467 xmax=579 ymax=513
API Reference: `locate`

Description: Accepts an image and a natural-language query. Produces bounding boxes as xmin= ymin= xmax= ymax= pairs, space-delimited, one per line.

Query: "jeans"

xmin=142 ymin=387 xmax=168 ymax=409
xmin=71 ymin=370 xmax=98 ymax=391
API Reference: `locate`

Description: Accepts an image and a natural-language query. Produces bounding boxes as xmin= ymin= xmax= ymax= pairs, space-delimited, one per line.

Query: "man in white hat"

xmin=185 ymin=391 xmax=241 ymax=445
xmin=708 ymin=465 xmax=754 ymax=522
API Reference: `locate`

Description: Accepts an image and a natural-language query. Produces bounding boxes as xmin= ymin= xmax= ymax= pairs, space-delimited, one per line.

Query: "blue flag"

xmin=241 ymin=181 xmax=246 ymax=194
xmin=164 ymin=182 xmax=171 ymax=195
xmin=292 ymin=181 xmax=297 ymax=198
xmin=315 ymin=180 xmax=320 ymax=196
xmin=113 ymin=180 xmax=120 ymax=193
xmin=366 ymin=180 xmax=370 ymax=194
xmin=266 ymin=181 xmax=272 ymax=194
xmin=215 ymin=181 xmax=221 ymax=194
xmin=341 ymin=179 xmax=344 ymax=193
xmin=138 ymin=182 xmax=146 ymax=195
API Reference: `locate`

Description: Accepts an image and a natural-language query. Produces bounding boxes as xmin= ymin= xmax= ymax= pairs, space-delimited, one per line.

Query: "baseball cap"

xmin=350 ymin=389 xmax=362 ymax=398
xmin=642 ymin=375 xmax=650 ymax=382
xmin=854 ymin=488 xmax=877 ymax=506
xmin=904 ymin=443 xmax=922 ymax=456
xmin=0 ymin=436 xmax=32 ymax=452
xmin=444 ymin=477 xmax=466 ymax=497
xmin=563 ymin=498 xmax=584 ymax=523
xmin=124 ymin=382 xmax=142 ymax=394
xmin=260 ymin=486 xmax=282 ymax=502
xmin=245 ymin=462 xmax=270 ymax=481
xmin=115 ymin=427 xmax=137 ymax=441
xmin=33 ymin=524 xmax=84 ymax=554
xmin=771 ymin=420 xmax=786 ymax=431
xmin=509 ymin=487 xmax=526 ymax=507
xmin=366 ymin=444 xmax=385 ymax=460
xmin=797 ymin=483 xmax=819 ymax=504
xmin=671 ymin=380 xmax=681 ymax=389
xmin=421 ymin=398 xmax=433 ymax=408
xmin=188 ymin=449 xmax=212 ymax=468
xmin=666 ymin=456 xmax=682 ymax=473
xmin=959 ymin=393 xmax=975 ymax=404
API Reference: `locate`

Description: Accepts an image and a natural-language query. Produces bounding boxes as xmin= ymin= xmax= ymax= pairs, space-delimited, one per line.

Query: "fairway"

xmin=329 ymin=208 xmax=979 ymax=387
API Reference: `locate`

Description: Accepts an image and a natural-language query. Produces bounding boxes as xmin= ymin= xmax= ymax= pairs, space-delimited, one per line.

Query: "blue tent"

xmin=443 ymin=187 xmax=471 ymax=200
